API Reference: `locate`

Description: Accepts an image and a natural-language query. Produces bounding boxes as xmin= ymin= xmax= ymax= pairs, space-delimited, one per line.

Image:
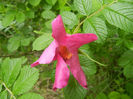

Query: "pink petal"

xmin=66 ymin=33 xmax=98 ymax=50
xmin=66 ymin=52 xmax=87 ymax=89
xmin=31 ymin=40 xmax=58 ymax=67
xmin=52 ymin=15 xmax=66 ymax=44
xmin=53 ymin=54 xmax=70 ymax=91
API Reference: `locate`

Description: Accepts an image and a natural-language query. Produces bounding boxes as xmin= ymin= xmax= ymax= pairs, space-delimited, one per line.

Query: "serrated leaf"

xmin=96 ymin=93 xmax=108 ymax=99
xmin=16 ymin=12 xmax=25 ymax=23
xmin=2 ymin=12 xmax=15 ymax=27
xmin=0 ymin=90 xmax=7 ymax=99
xmin=46 ymin=0 xmax=57 ymax=5
xmin=32 ymin=33 xmax=53 ymax=51
xmin=18 ymin=93 xmax=44 ymax=99
xmin=1 ymin=58 xmax=22 ymax=87
xmin=64 ymin=75 xmax=87 ymax=99
xmin=58 ymin=0 xmax=67 ymax=9
xmin=103 ymin=2 xmax=133 ymax=32
xmin=28 ymin=0 xmax=41 ymax=6
xmin=41 ymin=10 xmax=56 ymax=19
xmin=83 ymin=17 xmax=107 ymax=43
xmin=74 ymin=0 xmax=92 ymax=15
xmin=123 ymin=63 xmax=133 ymax=78
xmin=108 ymin=91 xmax=121 ymax=99
xmin=7 ymin=36 xmax=21 ymax=52
xmin=13 ymin=66 xmax=39 ymax=95
xmin=61 ymin=11 xmax=79 ymax=29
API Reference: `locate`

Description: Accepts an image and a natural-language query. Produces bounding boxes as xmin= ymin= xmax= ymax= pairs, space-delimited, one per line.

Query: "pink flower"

xmin=31 ymin=15 xmax=98 ymax=91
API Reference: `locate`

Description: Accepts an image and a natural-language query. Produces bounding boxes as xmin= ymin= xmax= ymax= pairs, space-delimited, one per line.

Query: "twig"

xmin=79 ymin=49 xmax=107 ymax=66
xmin=2 ymin=82 xmax=16 ymax=99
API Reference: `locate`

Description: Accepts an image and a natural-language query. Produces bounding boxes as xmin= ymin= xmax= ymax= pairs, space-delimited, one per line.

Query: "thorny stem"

xmin=1 ymin=81 xmax=16 ymax=99
xmin=73 ymin=0 xmax=118 ymax=66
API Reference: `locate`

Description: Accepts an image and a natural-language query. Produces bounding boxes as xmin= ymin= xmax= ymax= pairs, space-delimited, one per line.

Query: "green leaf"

xmin=74 ymin=0 xmax=92 ymax=15
xmin=0 ymin=90 xmax=7 ymax=99
xmin=32 ymin=33 xmax=53 ymax=51
xmin=103 ymin=2 xmax=133 ymax=32
xmin=83 ymin=17 xmax=107 ymax=43
xmin=96 ymin=93 xmax=108 ymax=99
xmin=28 ymin=0 xmax=41 ymax=6
xmin=64 ymin=75 xmax=87 ymax=99
xmin=61 ymin=11 xmax=79 ymax=29
xmin=124 ymin=40 xmax=133 ymax=51
xmin=123 ymin=63 xmax=133 ymax=78
xmin=13 ymin=66 xmax=39 ymax=95
xmin=41 ymin=10 xmax=56 ymax=19
xmin=58 ymin=0 xmax=67 ymax=9
xmin=16 ymin=12 xmax=25 ymax=23
xmin=21 ymin=37 xmax=34 ymax=46
xmin=25 ymin=10 xmax=35 ymax=19
xmin=18 ymin=93 xmax=44 ymax=99
xmin=108 ymin=91 xmax=121 ymax=99
xmin=118 ymin=50 xmax=133 ymax=67
xmin=2 ymin=11 xmax=15 ymax=27
xmin=46 ymin=0 xmax=57 ymax=5
xmin=1 ymin=58 xmax=22 ymax=87
xmin=7 ymin=36 xmax=21 ymax=52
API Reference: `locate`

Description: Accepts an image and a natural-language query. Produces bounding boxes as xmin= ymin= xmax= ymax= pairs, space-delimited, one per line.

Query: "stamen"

xmin=59 ymin=46 xmax=72 ymax=60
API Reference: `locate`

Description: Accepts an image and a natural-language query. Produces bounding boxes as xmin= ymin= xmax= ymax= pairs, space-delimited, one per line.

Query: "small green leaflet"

xmin=28 ymin=0 xmax=41 ymax=6
xmin=18 ymin=93 xmax=44 ymax=99
xmin=61 ymin=11 xmax=79 ymax=29
xmin=16 ymin=12 xmax=25 ymax=23
xmin=13 ymin=66 xmax=39 ymax=95
xmin=83 ymin=17 xmax=108 ymax=43
xmin=103 ymin=2 xmax=133 ymax=32
xmin=74 ymin=0 xmax=92 ymax=15
xmin=46 ymin=0 xmax=57 ymax=5
xmin=32 ymin=33 xmax=53 ymax=51
xmin=7 ymin=36 xmax=21 ymax=52
xmin=0 ymin=90 xmax=7 ymax=99
xmin=41 ymin=10 xmax=56 ymax=19
xmin=1 ymin=58 xmax=22 ymax=87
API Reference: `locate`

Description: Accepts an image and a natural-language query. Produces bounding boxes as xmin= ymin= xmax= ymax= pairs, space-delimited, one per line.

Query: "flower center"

xmin=59 ymin=46 xmax=72 ymax=60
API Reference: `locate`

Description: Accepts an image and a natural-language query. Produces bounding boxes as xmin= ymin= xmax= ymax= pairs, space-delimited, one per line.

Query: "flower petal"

xmin=52 ymin=15 xmax=66 ymax=43
xmin=66 ymin=52 xmax=87 ymax=89
xmin=53 ymin=54 xmax=70 ymax=91
xmin=31 ymin=40 xmax=58 ymax=67
xmin=67 ymin=33 xmax=98 ymax=50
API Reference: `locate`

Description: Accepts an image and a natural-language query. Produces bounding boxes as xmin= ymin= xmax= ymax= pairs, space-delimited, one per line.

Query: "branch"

xmin=2 ymin=82 xmax=16 ymax=99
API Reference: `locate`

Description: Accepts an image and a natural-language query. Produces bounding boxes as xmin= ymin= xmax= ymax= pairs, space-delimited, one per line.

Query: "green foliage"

xmin=61 ymin=11 xmax=79 ymax=29
xmin=0 ymin=0 xmax=133 ymax=98
xmin=13 ymin=66 xmax=39 ymax=95
xmin=83 ymin=17 xmax=108 ymax=43
xmin=74 ymin=0 xmax=92 ymax=15
xmin=103 ymin=2 xmax=133 ymax=32
xmin=32 ymin=33 xmax=53 ymax=51
xmin=64 ymin=75 xmax=87 ymax=99
xmin=18 ymin=93 xmax=44 ymax=99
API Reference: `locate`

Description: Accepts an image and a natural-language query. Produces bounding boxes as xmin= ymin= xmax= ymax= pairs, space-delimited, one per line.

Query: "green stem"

xmin=1 ymin=82 xmax=16 ymax=99
xmin=79 ymin=49 xmax=107 ymax=66
xmin=73 ymin=0 xmax=118 ymax=34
